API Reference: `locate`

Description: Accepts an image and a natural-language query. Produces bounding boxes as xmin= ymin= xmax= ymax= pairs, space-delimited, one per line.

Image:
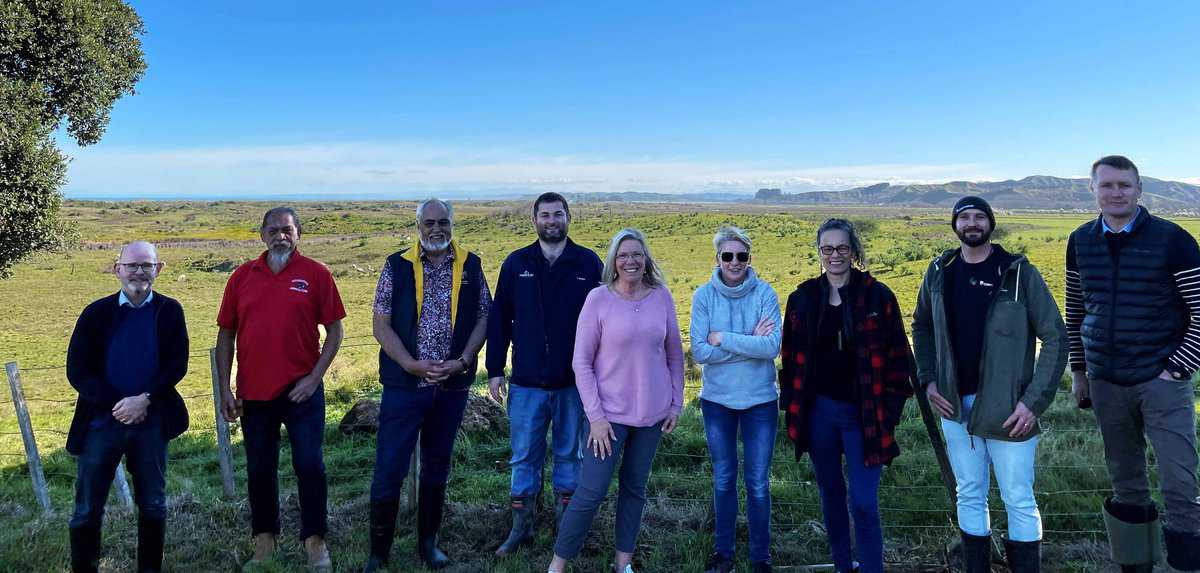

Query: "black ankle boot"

xmin=960 ymin=530 xmax=992 ymax=573
xmin=495 ymin=496 xmax=535 ymax=556
xmin=1004 ymin=538 xmax=1040 ymax=573
xmin=70 ymin=524 xmax=101 ymax=573
xmin=136 ymin=515 xmax=165 ymax=573
xmin=363 ymin=499 xmax=400 ymax=572
xmin=417 ymin=481 xmax=450 ymax=570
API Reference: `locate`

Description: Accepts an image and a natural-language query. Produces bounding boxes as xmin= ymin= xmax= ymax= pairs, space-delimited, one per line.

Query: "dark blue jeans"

xmin=71 ymin=415 xmax=168 ymax=529
xmin=701 ymin=398 xmax=777 ymax=564
xmin=507 ymin=384 xmax=586 ymax=498
xmin=241 ymin=386 xmax=327 ymax=539
xmin=370 ymin=385 xmax=469 ymax=502
xmin=554 ymin=421 xmax=663 ymax=558
xmin=808 ymin=396 xmax=883 ymax=573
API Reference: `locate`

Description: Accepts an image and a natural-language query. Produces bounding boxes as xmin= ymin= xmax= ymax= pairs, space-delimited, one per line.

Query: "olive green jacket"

xmin=911 ymin=246 xmax=1067 ymax=441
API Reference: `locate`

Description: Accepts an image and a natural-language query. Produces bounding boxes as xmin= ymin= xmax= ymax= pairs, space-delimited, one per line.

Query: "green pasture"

xmin=0 ymin=200 xmax=1196 ymax=571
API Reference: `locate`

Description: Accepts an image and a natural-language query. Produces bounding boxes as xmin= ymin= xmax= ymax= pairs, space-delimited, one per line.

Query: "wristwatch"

xmin=457 ymin=355 xmax=475 ymax=374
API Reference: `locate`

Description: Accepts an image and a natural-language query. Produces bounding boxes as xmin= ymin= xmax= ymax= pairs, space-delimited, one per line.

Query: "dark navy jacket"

xmin=65 ymin=292 xmax=190 ymax=455
xmin=485 ymin=239 xmax=602 ymax=390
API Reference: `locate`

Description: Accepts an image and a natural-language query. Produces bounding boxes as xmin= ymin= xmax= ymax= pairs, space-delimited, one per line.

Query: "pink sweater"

xmin=572 ymin=285 xmax=685 ymax=427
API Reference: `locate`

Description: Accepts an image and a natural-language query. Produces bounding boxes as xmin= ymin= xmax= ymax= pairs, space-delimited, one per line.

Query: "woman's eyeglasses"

xmin=819 ymin=245 xmax=852 ymax=257
xmin=719 ymin=252 xmax=750 ymax=263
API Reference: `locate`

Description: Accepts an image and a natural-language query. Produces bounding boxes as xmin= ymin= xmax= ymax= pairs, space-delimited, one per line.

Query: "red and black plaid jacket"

xmin=779 ymin=269 xmax=915 ymax=466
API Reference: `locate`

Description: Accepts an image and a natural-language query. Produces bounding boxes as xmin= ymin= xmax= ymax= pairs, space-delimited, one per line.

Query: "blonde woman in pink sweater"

xmin=547 ymin=228 xmax=685 ymax=573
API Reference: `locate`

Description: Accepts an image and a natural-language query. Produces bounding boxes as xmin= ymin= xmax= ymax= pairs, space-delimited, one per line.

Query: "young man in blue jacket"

xmin=488 ymin=192 xmax=603 ymax=556
xmin=66 ymin=241 xmax=190 ymax=573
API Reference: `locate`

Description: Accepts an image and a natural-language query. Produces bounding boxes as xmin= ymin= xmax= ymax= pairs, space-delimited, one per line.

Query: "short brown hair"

xmin=1091 ymin=155 xmax=1139 ymax=181
xmin=533 ymin=192 xmax=570 ymax=218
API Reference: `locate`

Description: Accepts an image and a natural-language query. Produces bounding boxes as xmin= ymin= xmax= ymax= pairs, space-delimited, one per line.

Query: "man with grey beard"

xmin=215 ymin=207 xmax=346 ymax=570
xmin=363 ymin=198 xmax=490 ymax=571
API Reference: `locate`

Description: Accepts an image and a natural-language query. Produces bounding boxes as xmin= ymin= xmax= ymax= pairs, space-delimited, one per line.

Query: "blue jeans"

xmin=554 ymin=421 xmax=663 ymax=558
xmin=71 ymin=414 xmax=168 ymax=529
xmin=701 ymin=398 xmax=777 ymax=564
xmin=370 ymin=385 xmax=469 ymax=502
xmin=808 ymin=396 xmax=883 ymax=573
xmin=941 ymin=394 xmax=1041 ymax=541
xmin=241 ymin=386 xmax=328 ymax=539
xmin=508 ymin=384 xmax=586 ymax=498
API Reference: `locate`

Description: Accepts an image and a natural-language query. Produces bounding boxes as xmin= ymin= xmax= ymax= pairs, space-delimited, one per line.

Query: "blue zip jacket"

xmin=486 ymin=238 xmax=603 ymax=390
xmin=690 ymin=267 xmax=782 ymax=409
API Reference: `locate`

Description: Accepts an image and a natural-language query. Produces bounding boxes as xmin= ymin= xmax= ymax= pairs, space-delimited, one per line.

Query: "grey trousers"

xmin=1092 ymin=376 xmax=1200 ymax=532
xmin=553 ymin=420 xmax=664 ymax=558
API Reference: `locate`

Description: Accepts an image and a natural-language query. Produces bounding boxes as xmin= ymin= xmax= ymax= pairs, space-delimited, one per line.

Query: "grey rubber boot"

xmin=1102 ymin=497 xmax=1161 ymax=573
xmin=495 ymin=496 xmax=535 ymax=556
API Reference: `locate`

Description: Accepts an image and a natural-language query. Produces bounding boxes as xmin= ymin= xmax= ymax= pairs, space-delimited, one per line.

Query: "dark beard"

xmin=955 ymin=227 xmax=992 ymax=248
xmin=537 ymin=227 xmax=566 ymax=243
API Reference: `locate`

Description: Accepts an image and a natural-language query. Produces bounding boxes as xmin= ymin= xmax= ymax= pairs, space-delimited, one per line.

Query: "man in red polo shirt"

xmin=215 ymin=206 xmax=345 ymax=571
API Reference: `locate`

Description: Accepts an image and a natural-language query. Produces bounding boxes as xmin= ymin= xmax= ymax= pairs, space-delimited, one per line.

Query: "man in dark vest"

xmin=66 ymin=241 xmax=189 ymax=573
xmin=1067 ymin=155 xmax=1200 ymax=572
xmin=362 ymin=198 xmax=491 ymax=571
xmin=488 ymin=192 xmax=603 ymax=556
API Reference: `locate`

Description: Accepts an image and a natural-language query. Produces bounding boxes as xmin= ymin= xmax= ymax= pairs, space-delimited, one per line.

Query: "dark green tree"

xmin=0 ymin=0 xmax=146 ymax=277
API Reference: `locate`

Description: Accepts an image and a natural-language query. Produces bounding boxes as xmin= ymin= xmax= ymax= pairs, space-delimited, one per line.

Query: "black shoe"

xmin=1164 ymin=527 xmax=1200 ymax=572
xmin=136 ymin=515 xmax=166 ymax=573
xmin=417 ymin=481 xmax=450 ymax=570
xmin=703 ymin=552 xmax=734 ymax=573
xmin=70 ymin=523 xmax=102 ymax=573
xmin=960 ymin=530 xmax=992 ymax=573
xmin=496 ymin=496 xmax=535 ymax=556
xmin=363 ymin=499 xmax=400 ymax=571
xmin=751 ymin=562 xmax=773 ymax=573
xmin=1004 ymin=538 xmax=1040 ymax=573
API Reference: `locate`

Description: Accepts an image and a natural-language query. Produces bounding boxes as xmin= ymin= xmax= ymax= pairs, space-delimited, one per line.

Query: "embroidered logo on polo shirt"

xmin=519 ymin=271 xmax=535 ymax=278
xmin=289 ymin=279 xmax=310 ymax=293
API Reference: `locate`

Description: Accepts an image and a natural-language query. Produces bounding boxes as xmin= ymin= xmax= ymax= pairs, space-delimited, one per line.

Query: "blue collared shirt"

xmin=1102 ymin=218 xmax=1135 ymax=234
xmin=118 ymin=290 xmax=154 ymax=308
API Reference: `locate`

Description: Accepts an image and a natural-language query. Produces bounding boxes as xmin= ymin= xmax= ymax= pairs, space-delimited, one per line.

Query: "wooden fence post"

xmin=113 ymin=461 xmax=134 ymax=508
xmin=209 ymin=349 xmax=236 ymax=498
xmin=402 ymin=437 xmax=421 ymax=513
xmin=5 ymin=362 xmax=51 ymax=513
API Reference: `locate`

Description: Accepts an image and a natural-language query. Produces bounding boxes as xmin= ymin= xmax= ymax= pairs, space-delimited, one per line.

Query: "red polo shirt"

xmin=217 ymin=250 xmax=346 ymax=400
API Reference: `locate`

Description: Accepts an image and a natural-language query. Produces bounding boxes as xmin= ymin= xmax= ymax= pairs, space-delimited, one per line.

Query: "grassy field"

xmin=1 ymin=200 xmax=1197 ymax=572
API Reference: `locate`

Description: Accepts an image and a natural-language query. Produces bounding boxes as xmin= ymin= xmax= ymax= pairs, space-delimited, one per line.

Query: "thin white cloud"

xmin=61 ymin=140 xmax=1002 ymax=198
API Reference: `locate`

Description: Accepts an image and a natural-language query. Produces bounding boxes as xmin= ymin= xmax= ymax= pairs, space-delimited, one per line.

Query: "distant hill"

xmin=567 ymin=191 xmax=749 ymax=203
xmin=753 ymin=176 xmax=1200 ymax=211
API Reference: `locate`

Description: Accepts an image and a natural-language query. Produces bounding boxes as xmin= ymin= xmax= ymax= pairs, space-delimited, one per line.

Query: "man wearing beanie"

xmin=1066 ymin=155 xmax=1200 ymax=573
xmin=913 ymin=196 xmax=1067 ymax=573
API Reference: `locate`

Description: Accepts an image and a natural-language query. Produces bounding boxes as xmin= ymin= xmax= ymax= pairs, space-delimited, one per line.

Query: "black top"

xmin=485 ymin=238 xmax=603 ymax=389
xmin=808 ymin=300 xmax=857 ymax=403
xmin=946 ymin=249 xmax=1004 ymax=396
xmin=65 ymin=291 xmax=190 ymax=455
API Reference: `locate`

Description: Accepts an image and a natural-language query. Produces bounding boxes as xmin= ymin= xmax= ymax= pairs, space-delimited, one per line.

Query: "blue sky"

xmin=61 ymin=1 xmax=1200 ymax=198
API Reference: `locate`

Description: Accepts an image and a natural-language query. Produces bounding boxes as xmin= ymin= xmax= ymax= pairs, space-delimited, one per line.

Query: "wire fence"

xmin=0 ymin=341 xmax=1181 ymax=564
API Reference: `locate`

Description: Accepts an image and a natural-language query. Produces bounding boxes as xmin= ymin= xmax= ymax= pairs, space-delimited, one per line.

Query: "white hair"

xmin=712 ymin=225 xmax=751 ymax=253
xmin=416 ymin=198 xmax=454 ymax=223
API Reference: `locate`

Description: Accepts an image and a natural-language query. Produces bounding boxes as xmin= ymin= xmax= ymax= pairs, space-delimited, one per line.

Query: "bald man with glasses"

xmin=66 ymin=241 xmax=191 ymax=573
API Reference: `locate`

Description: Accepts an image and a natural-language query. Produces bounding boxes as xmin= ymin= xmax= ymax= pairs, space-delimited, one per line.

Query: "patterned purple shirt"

xmin=373 ymin=245 xmax=490 ymax=361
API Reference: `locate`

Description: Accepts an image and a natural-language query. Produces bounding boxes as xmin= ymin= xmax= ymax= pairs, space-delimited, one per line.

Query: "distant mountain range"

xmin=751 ymin=176 xmax=1200 ymax=211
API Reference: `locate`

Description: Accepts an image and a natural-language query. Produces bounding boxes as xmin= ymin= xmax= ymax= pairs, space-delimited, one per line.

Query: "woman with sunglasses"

xmin=690 ymin=226 xmax=781 ymax=573
xmin=779 ymin=218 xmax=914 ymax=573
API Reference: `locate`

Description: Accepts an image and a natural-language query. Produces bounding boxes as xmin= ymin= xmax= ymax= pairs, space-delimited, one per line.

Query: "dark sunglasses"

xmin=719 ymin=252 xmax=750 ymax=263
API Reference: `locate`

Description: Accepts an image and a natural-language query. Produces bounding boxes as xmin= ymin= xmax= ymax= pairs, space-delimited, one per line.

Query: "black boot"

xmin=1164 ymin=527 xmax=1200 ymax=572
xmin=136 ymin=515 xmax=165 ymax=573
xmin=495 ymin=496 xmax=535 ymax=556
xmin=1003 ymin=538 xmax=1040 ymax=573
xmin=69 ymin=524 xmax=101 ymax=573
xmin=363 ymin=499 xmax=400 ymax=572
xmin=1102 ymin=497 xmax=1161 ymax=572
xmin=416 ymin=481 xmax=450 ymax=570
xmin=960 ymin=530 xmax=991 ymax=573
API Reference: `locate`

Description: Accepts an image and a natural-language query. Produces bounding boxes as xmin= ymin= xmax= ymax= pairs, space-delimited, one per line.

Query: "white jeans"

xmin=940 ymin=394 xmax=1042 ymax=541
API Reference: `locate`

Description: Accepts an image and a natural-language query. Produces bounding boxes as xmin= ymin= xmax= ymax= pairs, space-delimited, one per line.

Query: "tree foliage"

xmin=0 ymin=0 xmax=145 ymax=277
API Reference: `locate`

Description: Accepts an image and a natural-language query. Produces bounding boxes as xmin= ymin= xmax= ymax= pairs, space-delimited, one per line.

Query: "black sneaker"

xmin=703 ymin=552 xmax=734 ymax=573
